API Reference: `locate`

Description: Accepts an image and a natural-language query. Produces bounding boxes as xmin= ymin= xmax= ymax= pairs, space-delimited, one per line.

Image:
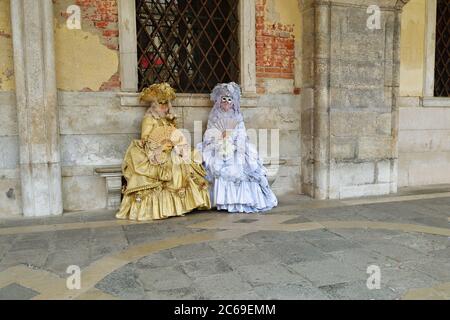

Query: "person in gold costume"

xmin=116 ymin=83 xmax=211 ymax=221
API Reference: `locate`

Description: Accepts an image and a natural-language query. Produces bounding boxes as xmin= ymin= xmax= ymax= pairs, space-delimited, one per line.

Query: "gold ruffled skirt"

xmin=116 ymin=141 xmax=211 ymax=221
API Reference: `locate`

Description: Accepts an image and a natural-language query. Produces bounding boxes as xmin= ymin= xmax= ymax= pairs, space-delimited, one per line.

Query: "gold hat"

xmin=140 ymin=83 xmax=176 ymax=104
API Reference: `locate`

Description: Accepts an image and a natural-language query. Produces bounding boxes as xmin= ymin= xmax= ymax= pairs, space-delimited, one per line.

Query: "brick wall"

xmin=255 ymin=0 xmax=296 ymax=94
xmin=55 ymin=0 xmax=120 ymax=91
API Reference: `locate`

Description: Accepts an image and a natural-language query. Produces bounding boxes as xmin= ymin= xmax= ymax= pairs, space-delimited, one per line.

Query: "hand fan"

xmin=213 ymin=118 xmax=239 ymax=132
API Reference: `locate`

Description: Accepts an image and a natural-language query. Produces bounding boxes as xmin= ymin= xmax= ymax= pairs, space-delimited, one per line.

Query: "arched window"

xmin=135 ymin=0 xmax=240 ymax=93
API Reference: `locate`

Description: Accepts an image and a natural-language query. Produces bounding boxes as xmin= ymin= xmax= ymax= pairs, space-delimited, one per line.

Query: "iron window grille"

xmin=136 ymin=0 xmax=240 ymax=94
xmin=434 ymin=0 xmax=450 ymax=97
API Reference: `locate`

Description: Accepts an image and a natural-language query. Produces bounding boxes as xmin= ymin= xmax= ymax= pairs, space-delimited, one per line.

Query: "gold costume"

xmin=116 ymin=84 xmax=211 ymax=221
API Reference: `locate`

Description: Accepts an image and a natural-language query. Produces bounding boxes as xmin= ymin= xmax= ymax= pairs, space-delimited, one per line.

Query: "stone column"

xmin=10 ymin=0 xmax=63 ymax=216
xmin=302 ymin=0 xmax=410 ymax=199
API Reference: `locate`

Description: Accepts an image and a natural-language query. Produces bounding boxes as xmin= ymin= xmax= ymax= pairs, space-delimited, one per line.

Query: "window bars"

xmin=434 ymin=0 xmax=450 ymax=97
xmin=136 ymin=0 xmax=240 ymax=94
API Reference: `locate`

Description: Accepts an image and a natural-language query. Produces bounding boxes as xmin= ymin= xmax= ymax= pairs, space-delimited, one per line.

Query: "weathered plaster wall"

xmin=53 ymin=0 xmax=120 ymax=92
xmin=52 ymin=1 xmax=121 ymax=211
xmin=0 ymin=0 xmax=14 ymax=91
xmin=252 ymin=0 xmax=302 ymax=197
xmin=399 ymin=0 xmax=425 ymax=97
xmin=255 ymin=0 xmax=302 ymax=94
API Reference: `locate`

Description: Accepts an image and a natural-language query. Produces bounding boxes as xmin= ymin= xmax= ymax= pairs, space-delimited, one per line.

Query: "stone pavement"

xmin=0 ymin=187 xmax=449 ymax=300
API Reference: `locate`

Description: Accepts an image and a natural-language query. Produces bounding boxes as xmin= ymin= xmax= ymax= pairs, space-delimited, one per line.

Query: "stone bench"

xmin=95 ymin=159 xmax=286 ymax=210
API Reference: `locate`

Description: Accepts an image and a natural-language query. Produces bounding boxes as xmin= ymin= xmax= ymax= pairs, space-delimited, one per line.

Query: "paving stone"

xmin=125 ymin=226 xmax=193 ymax=246
xmin=44 ymin=248 xmax=91 ymax=277
xmin=181 ymin=257 xmax=232 ymax=278
xmin=236 ymin=263 xmax=309 ymax=286
xmin=54 ymin=229 xmax=91 ymax=250
xmin=388 ymin=233 xmax=449 ymax=254
xmin=145 ymin=287 xmax=203 ymax=300
xmin=242 ymin=229 xmax=342 ymax=245
xmin=318 ymin=281 xmax=399 ymax=300
xmin=137 ymin=265 xmax=193 ymax=291
xmin=1 ymin=193 xmax=449 ymax=300
xmin=308 ymin=238 xmax=361 ymax=253
xmin=363 ymin=241 xmax=430 ymax=263
xmin=135 ymin=251 xmax=177 ymax=269
xmin=0 ymin=234 xmax=17 ymax=245
xmin=287 ymin=258 xmax=365 ymax=287
xmin=0 ymin=283 xmax=40 ymax=300
xmin=122 ymin=223 xmax=162 ymax=233
xmin=381 ymin=268 xmax=441 ymax=297
xmin=290 ymin=229 xmax=345 ymax=241
xmin=254 ymin=284 xmax=331 ymax=300
xmin=401 ymin=259 xmax=450 ymax=282
xmin=255 ymin=241 xmax=328 ymax=265
xmin=282 ymin=217 xmax=313 ymax=224
xmin=0 ymin=248 xmax=49 ymax=270
xmin=242 ymin=231 xmax=306 ymax=244
xmin=96 ymin=264 xmax=145 ymax=300
xmin=330 ymin=228 xmax=402 ymax=241
xmin=89 ymin=244 xmax=128 ymax=261
xmin=124 ymin=232 xmax=164 ymax=246
xmin=90 ymin=226 xmax=127 ymax=241
xmin=410 ymin=217 xmax=449 ymax=228
xmin=428 ymin=246 xmax=450 ymax=260
xmin=81 ymin=210 xmax=116 ymax=222
xmin=9 ymin=239 xmax=50 ymax=252
xmin=168 ymin=243 xmax=218 ymax=262
xmin=193 ymin=272 xmax=253 ymax=299
xmin=207 ymin=238 xmax=256 ymax=252
xmin=216 ymin=247 xmax=276 ymax=268
xmin=327 ymin=248 xmax=396 ymax=272
xmin=212 ymin=290 xmax=262 ymax=300
xmin=0 ymin=240 xmax=14 ymax=260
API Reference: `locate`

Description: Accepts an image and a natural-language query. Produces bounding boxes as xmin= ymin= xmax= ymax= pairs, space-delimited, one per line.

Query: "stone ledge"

xmin=118 ymin=92 xmax=259 ymax=108
xmin=422 ymin=97 xmax=450 ymax=108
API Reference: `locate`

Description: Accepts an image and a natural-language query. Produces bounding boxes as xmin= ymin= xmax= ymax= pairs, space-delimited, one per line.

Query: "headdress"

xmin=140 ymin=83 xmax=176 ymax=104
xmin=210 ymin=82 xmax=241 ymax=111
xmin=207 ymin=82 xmax=244 ymax=129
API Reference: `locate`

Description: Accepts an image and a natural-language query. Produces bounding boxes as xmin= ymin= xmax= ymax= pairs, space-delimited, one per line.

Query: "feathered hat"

xmin=140 ymin=83 xmax=176 ymax=104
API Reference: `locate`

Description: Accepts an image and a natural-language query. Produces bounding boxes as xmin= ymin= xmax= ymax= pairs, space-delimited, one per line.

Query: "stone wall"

xmin=0 ymin=92 xmax=20 ymax=217
xmin=58 ymin=91 xmax=301 ymax=212
xmin=399 ymin=107 xmax=450 ymax=186
xmin=300 ymin=0 xmax=407 ymax=199
xmin=1 ymin=0 xmax=426 ymax=216
xmin=397 ymin=0 xmax=450 ymax=188
xmin=52 ymin=0 xmax=303 ymax=213
xmin=0 ymin=0 xmax=19 ymax=217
